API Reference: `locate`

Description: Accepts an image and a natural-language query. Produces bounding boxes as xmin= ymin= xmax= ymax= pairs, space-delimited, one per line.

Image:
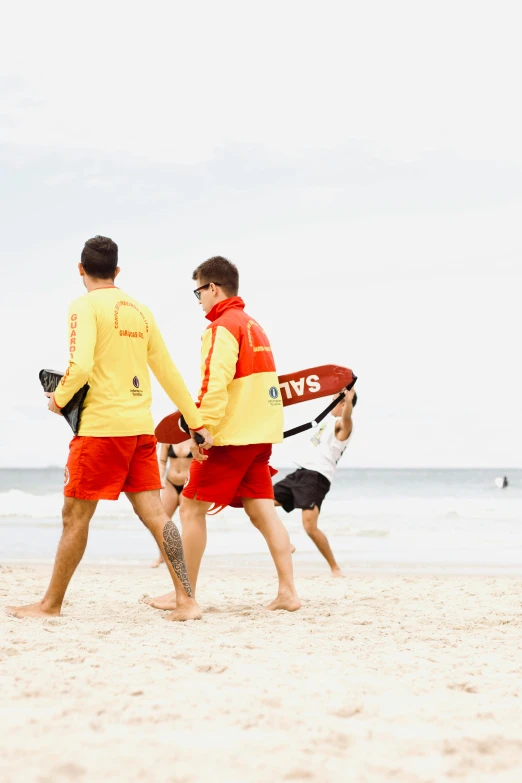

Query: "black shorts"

xmin=273 ymin=468 xmax=331 ymax=513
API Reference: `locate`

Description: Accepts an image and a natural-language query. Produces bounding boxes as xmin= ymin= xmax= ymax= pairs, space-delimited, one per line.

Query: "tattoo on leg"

xmin=162 ymin=520 xmax=193 ymax=598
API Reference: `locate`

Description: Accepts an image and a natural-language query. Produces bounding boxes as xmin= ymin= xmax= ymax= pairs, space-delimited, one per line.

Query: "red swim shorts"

xmin=182 ymin=443 xmax=276 ymax=510
xmin=64 ymin=435 xmax=161 ymax=501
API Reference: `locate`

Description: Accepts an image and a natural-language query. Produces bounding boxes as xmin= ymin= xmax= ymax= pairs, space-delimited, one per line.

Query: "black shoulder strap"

xmin=283 ymin=391 xmax=346 ymax=439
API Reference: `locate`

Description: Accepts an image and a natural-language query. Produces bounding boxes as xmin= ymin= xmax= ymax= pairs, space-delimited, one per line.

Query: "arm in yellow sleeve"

xmin=147 ymin=315 xmax=204 ymax=431
xmin=198 ymin=325 xmax=239 ymax=430
xmin=54 ymin=297 xmax=96 ymax=409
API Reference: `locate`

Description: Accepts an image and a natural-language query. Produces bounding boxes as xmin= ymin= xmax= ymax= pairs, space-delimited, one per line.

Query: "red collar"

xmin=206 ymin=296 xmax=245 ymax=322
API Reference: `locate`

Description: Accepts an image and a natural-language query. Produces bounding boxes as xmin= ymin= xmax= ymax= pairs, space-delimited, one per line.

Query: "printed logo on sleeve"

xmin=268 ymin=385 xmax=282 ymax=406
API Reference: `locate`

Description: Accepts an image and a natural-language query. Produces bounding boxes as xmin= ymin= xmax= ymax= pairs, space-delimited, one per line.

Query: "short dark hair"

xmin=192 ymin=256 xmax=239 ymax=297
xmin=352 ymin=391 xmax=358 ymax=407
xmin=81 ymin=236 xmax=118 ymax=279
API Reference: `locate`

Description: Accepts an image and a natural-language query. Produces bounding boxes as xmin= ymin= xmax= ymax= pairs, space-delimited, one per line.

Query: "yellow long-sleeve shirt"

xmin=54 ymin=287 xmax=203 ymax=436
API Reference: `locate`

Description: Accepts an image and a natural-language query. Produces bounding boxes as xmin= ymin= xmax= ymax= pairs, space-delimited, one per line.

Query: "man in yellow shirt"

xmin=7 ymin=236 xmax=212 ymax=622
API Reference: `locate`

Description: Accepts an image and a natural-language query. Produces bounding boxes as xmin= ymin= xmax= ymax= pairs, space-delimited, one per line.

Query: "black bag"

xmin=39 ymin=369 xmax=89 ymax=435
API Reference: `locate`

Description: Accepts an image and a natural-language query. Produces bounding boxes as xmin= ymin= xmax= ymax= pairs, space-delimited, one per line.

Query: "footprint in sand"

xmin=284 ymin=771 xmax=316 ymax=781
xmin=41 ymin=762 xmax=86 ymax=781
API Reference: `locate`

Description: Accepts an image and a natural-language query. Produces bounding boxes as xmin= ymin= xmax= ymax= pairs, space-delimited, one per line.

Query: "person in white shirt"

xmin=273 ymin=388 xmax=356 ymax=577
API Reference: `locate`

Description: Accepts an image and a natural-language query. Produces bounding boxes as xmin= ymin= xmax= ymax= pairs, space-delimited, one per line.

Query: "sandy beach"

xmin=2 ymin=559 xmax=522 ymax=783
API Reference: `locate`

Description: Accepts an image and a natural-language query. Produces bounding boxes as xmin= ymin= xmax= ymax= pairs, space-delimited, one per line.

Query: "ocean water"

xmin=1 ymin=468 xmax=521 ymax=569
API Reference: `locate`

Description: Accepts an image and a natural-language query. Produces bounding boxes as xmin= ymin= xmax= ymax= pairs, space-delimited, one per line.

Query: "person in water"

xmin=273 ymin=387 xmax=357 ymax=577
xmin=151 ymin=440 xmax=193 ymax=567
xmin=7 ymin=235 xmax=212 ymax=622
xmin=145 ymin=256 xmax=301 ymax=616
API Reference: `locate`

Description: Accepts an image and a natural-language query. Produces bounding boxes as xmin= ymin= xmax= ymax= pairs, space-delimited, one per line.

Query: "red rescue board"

xmin=277 ymin=365 xmax=355 ymax=407
xmin=155 ymin=364 xmax=355 ymax=444
xmin=155 ymin=411 xmax=192 ymax=446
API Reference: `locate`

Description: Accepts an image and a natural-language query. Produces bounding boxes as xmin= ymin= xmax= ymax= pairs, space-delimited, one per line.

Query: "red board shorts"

xmin=64 ymin=434 xmax=161 ymax=501
xmin=182 ymin=443 xmax=277 ymax=511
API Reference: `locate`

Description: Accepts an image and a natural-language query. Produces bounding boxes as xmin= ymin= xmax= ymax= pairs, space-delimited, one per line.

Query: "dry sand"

xmin=2 ymin=559 xmax=522 ymax=783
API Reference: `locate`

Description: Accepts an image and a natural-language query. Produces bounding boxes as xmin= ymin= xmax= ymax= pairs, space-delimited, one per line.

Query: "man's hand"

xmin=344 ymin=387 xmax=356 ymax=409
xmin=341 ymin=387 xmax=356 ymax=421
xmin=190 ymin=427 xmax=213 ymax=450
xmin=335 ymin=386 xmax=356 ymax=441
xmin=189 ymin=442 xmax=207 ymax=463
xmin=45 ymin=392 xmax=62 ymax=415
xmin=189 ymin=427 xmax=213 ymax=464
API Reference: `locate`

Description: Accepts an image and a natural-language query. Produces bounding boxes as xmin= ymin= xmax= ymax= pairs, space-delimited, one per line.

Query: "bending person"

xmin=7 ymin=235 xmax=211 ymax=621
xmin=273 ymin=388 xmax=357 ymax=577
xmin=152 ymin=441 xmax=193 ymax=567
xmin=146 ymin=256 xmax=300 ymax=615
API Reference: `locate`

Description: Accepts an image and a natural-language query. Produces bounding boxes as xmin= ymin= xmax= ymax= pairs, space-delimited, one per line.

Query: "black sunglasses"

xmin=193 ymin=282 xmax=222 ymax=300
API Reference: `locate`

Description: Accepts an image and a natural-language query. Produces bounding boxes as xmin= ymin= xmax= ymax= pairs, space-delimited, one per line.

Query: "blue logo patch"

xmin=269 ymin=386 xmax=279 ymax=399
xmin=133 ymin=376 xmax=140 ymax=389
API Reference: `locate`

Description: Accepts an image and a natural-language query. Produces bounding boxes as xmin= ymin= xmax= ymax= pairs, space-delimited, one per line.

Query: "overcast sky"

xmin=1 ymin=0 xmax=521 ymax=468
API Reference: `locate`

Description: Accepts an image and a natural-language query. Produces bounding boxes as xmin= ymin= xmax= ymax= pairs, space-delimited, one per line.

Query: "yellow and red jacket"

xmin=197 ymin=297 xmax=283 ymax=445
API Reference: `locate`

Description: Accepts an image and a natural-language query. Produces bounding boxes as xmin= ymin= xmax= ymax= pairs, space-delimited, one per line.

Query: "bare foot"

xmin=142 ymin=591 xmax=177 ymax=610
xmin=150 ymin=556 xmax=164 ymax=568
xmin=6 ymin=601 xmax=60 ymax=619
xmin=331 ymin=567 xmax=344 ymax=578
xmin=163 ymin=601 xmax=202 ymax=622
xmin=265 ymin=593 xmax=301 ymax=612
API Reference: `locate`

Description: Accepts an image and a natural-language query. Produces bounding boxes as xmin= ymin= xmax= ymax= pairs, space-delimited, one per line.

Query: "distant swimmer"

xmin=145 ymin=256 xmax=301 ymax=617
xmin=273 ymin=388 xmax=357 ymax=577
xmin=7 ymin=235 xmax=212 ymax=621
xmin=151 ymin=441 xmax=193 ymax=567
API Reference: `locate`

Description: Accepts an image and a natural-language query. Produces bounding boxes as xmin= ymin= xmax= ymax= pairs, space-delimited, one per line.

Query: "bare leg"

xmin=6 ymin=498 xmax=97 ymax=618
xmin=151 ymin=483 xmax=179 ymax=567
xmin=178 ymin=496 xmax=211 ymax=594
xmin=151 ymin=548 xmax=165 ymax=568
xmin=144 ymin=496 xmax=211 ymax=611
xmin=274 ymin=500 xmax=295 ymax=553
xmin=302 ymin=507 xmax=342 ymax=576
xmin=243 ymin=497 xmax=301 ymax=611
xmin=127 ymin=491 xmax=201 ymax=621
